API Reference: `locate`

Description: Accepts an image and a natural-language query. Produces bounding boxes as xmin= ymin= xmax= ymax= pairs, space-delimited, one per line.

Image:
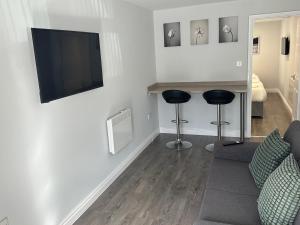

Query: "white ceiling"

xmin=123 ymin=0 xmax=237 ymax=10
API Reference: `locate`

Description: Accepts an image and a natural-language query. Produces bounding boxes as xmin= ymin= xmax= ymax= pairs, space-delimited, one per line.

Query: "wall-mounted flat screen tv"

xmin=31 ymin=28 xmax=103 ymax=103
xmin=281 ymin=37 xmax=290 ymax=55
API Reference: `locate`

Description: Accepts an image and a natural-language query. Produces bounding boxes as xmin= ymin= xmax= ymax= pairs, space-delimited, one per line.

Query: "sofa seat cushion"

xmin=206 ymin=159 xmax=259 ymax=196
xmin=199 ymin=189 xmax=261 ymax=225
xmin=214 ymin=141 xmax=260 ymax=163
xmin=294 ymin=212 xmax=300 ymax=225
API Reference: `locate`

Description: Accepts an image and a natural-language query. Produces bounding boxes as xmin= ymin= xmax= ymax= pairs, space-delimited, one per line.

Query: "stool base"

xmin=205 ymin=143 xmax=215 ymax=152
xmin=166 ymin=140 xmax=192 ymax=151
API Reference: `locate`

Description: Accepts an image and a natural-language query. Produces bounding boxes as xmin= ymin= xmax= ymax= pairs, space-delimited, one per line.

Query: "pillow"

xmin=249 ymin=129 xmax=290 ymax=189
xmin=252 ymin=74 xmax=260 ymax=82
xmin=258 ymin=154 xmax=300 ymax=225
xmin=253 ymin=73 xmax=259 ymax=79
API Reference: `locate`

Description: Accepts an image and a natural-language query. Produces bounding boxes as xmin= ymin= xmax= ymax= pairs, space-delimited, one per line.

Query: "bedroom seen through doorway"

xmin=250 ymin=15 xmax=300 ymax=137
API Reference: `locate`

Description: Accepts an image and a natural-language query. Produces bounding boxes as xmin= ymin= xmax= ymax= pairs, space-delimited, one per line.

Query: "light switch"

xmin=236 ymin=61 xmax=243 ymax=67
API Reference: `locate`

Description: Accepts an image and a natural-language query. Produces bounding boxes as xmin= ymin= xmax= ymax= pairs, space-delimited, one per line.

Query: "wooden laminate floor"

xmin=74 ymin=134 xmax=216 ymax=225
xmin=251 ymin=93 xmax=292 ymax=137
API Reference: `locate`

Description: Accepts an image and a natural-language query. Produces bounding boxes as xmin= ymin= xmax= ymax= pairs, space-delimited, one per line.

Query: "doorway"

xmin=248 ymin=12 xmax=300 ymax=137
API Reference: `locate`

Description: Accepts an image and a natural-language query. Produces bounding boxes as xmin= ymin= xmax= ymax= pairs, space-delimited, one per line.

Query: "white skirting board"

xmin=59 ymin=129 xmax=160 ymax=225
xmin=159 ymin=127 xmax=242 ymax=138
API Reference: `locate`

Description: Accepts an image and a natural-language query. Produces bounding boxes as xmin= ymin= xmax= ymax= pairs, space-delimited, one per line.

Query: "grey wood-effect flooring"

xmin=251 ymin=93 xmax=292 ymax=137
xmin=74 ymin=134 xmax=216 ymax=225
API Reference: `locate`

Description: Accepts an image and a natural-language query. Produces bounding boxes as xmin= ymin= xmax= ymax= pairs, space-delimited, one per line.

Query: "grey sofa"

xmin=197 ymin=120 xmax=300 ymax=225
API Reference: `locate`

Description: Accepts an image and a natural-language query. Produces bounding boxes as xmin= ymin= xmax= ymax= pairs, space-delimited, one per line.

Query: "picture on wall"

xmin=190 ymin=19 xmax=209 ymax=45
xmin=253 ymin=37 xmax=260 ymax=54
xmin=163 ymin=22 xmax=181 ymax=47
xmin=219 ymin=16 xmax=238 ymax=43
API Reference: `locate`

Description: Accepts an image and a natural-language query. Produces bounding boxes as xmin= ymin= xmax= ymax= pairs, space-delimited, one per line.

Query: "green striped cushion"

xmin=258 ymin=154 xmax=300 ymax=225
xmin=249 ymin=129 xmax=290 ymax=189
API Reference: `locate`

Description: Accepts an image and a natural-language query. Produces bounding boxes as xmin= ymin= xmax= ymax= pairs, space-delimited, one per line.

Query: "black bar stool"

xmin=162 ymin=90 xmax=192 ymax=150
xmin=203 ymin=90 xmax=235 ymax=152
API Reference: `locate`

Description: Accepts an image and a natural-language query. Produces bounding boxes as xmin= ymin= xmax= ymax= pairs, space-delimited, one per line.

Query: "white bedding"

xmin=252 ymin=74 xmax=267 ymax=102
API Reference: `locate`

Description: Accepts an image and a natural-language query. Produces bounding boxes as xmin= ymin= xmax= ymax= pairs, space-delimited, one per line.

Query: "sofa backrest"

xmin=295 ymin=213 xmax=300 ymax=225
xmin=284 ymin=120 xmax=300 ymax=160
xmin=284 ymin=120 xmax=300 ymax=224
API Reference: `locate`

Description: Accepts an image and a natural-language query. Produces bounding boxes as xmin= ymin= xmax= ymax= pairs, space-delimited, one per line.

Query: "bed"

xmin=252 ymin=74 xmax=267 ymax=117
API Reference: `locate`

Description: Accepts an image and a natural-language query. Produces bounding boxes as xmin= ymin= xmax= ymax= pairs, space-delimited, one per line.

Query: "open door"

xmin=248 ymin=12 xmax=300 ymax=137
xmin=295 ymin=18 xmax=300 ymax=119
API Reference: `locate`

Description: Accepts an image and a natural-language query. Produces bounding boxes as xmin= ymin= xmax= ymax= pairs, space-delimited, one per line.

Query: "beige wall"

xmin=253 ymin=21 xmax=281 ymax=90
xmin=279 ymin=16 xmax=300 ymax=108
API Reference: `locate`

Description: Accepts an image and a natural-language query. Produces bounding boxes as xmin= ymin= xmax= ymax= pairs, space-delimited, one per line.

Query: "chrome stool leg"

xmin=203 ymin=90 xmax=235 ymax=152
xmin=166 ymin=104 xmax=192 ymax=151
xmin=205 ymin=104 xmax=223 ymax=152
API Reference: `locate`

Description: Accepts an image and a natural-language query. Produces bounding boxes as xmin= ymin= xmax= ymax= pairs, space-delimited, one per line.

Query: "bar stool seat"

xmin=203 ymin=90 xmax=235 ymax=152
xmin=162 ymin=90 xmax=192 ymax=151
xmin=163 ymin=90 xmax=191 ymax=104
xmin=203 ymin=90 xmax=235 ymax=105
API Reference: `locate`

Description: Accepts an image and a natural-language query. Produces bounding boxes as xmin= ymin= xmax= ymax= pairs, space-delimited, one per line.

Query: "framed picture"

xmin=253 ymin=37 xmax=260 ymax=54
xmin=190 ymin=19 xmax=209 ymax=45
xmin=163 ymin=22 xmax=181 ymax=47
xmin=219 ymin=16 xmax=238 ymax=43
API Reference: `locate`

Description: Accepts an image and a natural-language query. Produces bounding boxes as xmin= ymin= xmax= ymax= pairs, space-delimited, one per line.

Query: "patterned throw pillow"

xmin=258 ymin=154 xmax=300 ymax=225
xmin=249 ymin=129 xmax=290 ymax=189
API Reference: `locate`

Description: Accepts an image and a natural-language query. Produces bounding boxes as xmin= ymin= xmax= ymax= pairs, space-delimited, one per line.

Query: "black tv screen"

xmin=31 ymin=28 xmax=103 ymax=103
xmin=281 ymin=37 xmax=290 ymax=55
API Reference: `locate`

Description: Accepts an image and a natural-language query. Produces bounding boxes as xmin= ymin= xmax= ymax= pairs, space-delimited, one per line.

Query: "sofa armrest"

xmin=214 ymin=141 xmax=260 ymax=163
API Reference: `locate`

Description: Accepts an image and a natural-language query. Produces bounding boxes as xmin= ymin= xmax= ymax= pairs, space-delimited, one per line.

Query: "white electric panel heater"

xmin=107 ymin=108 xmax=133 ymax=154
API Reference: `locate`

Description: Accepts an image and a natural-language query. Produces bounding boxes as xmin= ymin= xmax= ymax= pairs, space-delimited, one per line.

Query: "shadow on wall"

xmin=102 ymin=32 xmax=124 ymax=78
xmin=46 ymin=0 xmax=124 ymax=78
xmin=0 ymin=0 xmax=124 ymax=225
xmin=0 ymin=1 xmax=55 ymax=224
xmin=0 ymin=0 xmax=50 ymax=44
xmin=46 ymin=0 xmax=114 ymax=19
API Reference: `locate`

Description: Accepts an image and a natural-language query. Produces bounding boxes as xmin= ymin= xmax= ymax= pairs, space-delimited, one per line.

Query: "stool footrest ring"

xmin=210 ymin=121 xmax=230 ymax=126
xmin=171 ymin=119 xmax=189 ymax=124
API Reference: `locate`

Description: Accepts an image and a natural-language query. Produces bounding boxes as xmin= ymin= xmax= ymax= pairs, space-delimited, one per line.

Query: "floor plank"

xmin=251 ymin=93 xmax=292 ymax=137
xmin=74 ymin=134 xmax=215 ymax=225
xmin=74 ymin=134 xmax=262 ymax=225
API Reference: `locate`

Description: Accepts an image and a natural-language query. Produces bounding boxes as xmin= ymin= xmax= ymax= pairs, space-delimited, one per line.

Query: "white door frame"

xmin=247 ymin=10 xmax=300 ymax=137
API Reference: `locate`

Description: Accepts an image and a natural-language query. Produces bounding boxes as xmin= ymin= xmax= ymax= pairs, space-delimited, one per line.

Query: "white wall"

xmin=253 ymin=21 xmax=281 ymax=90
xmin=279 ymin=16 xmax=300 ymax=107
xmin=0 ymin=1 xmax=158 ymax=225
xmin=154 ymin=0 xmax=300 ymax=137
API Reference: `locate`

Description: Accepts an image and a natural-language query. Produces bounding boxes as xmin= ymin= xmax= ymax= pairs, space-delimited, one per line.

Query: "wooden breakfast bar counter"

xmin=147 ymin=81 xmax=248 ymax=141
